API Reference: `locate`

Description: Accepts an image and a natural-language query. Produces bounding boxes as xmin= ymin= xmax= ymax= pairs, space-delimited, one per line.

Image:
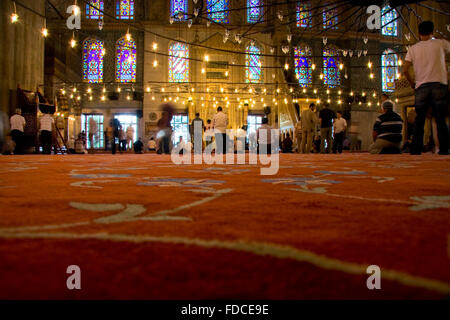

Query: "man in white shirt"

xmin=257 ymin=117 xmax=273 ymax=154
xmin=10 ymin=109 xmax=26 ymax=154
xmin=212 ymin=107 xmax=228 ymax=154
xmin=403 ymin=21 xmax=450 ymax=155
xmin=39 ymin=112 xmax=54 ymax=154
xmin=332 ymin=111 xmax=347 ymax=154
xmin=126 ymin=125 xmax=135 ymax=151
xmin=88 ymin=117 xmax=98 ymax=150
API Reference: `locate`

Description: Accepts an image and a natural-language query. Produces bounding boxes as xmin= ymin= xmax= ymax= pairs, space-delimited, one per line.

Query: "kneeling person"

xmin=369 ymin=102 xmax=403 ymax=154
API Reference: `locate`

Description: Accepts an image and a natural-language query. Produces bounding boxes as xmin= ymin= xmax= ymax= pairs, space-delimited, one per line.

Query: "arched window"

xmin=171 ymin=0 xmax=188 ymax=21
xmin=381 ymin=5 xmax=398 ymax=36
xmin=207 ymin=0 xmax=229 ymax=24
xmin=116 ymin=0 xmax=134 ymax=20
xmin=382 ymin=49 xmax=398 ymax=92
xmin=83 ymin=38 xmax=104 ymax=83
xmin=247 ymin=0 xmax=263 ymax=23
xmin=296 ymin=1 xmax=311 ymax=28
xmin=294 ymin=45 xmax=312 ymax=88
xmin=86 ymin=0 xmax=103 ymax=19
xmin=168 ymin=42 xmax=189 ymax=83
xmin=323 ymin=47 xmax=340 ymax=88
xmin=116 ymin=36 xmax=137 ymax=83
xmin=246 ymin=44 xmax=262 ymax=83
xmin=323 ymin=4 xmax=338 ymax=29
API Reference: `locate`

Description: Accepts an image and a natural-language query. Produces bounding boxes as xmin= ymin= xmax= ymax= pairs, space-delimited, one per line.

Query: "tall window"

xmin=247 ymin=0 xmax=263 ymax=23
xmin=86 ymin=0 xmax=103 ymax=19
xmin=83 ymin=38 xmax=104 ymax=83
xmin=246 ymin=45 xmax=262 ymax=83
xmin=171 ymin=0 xmax=188 ymax=21
xmin=294 ymin=45 xmax=312 ymax=88
xmin=169 ymin=42 xmax=189 ymax=83
xmin=116 ymin=36 xmax=137 ymax=83
xmin=323 ymin=4 xmax=338 ymax=29
xmin=116 ymin=0 xmax=134 ymax=19
xmin=323 ymin=47 xmax=340 ymax=88
xmin=382 ymin=49 xmax=398 ymax=92
xmin=296 ymin=1 xmax=311 ymax=28
xmin=381 ymin=5 xmax=398 ymax=36
xmin=171 ymin=115 xmax=190 ymax=143
xmin=81 ymin=114 xmax=104 ymax=149
xmin=207 ymin=0 xmax=229 ymax=24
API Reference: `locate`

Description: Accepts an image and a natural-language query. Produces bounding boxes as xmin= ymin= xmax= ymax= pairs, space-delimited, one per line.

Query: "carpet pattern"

xmin=0 ymin=154 xmax=449 ymax=299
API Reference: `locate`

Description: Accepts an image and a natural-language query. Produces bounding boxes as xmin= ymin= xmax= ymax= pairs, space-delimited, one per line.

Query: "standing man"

xmin=126 ymin=124 xmax=135 ymax=151
xmin=294 ymin=119 xmax=302 ymax=153
xmin=88 ymin=117 xmax=98 ymax=150
xmin=333 ymin=111 xmax=347 ymax=154
xmin=300 ymin=103 xmax=318 ymax=154
xmin=190 ymin=113 xmax=204 ymax=153
xmin=39 ymin=112 xmax=54 ymax=155
xmin=403 ymin=21 xmax=449 ymax=155
xmin=256 ymin=117 xmax=273 ymax=154
xmin=111 ymin=118 xmax=121 ymax=155
xmin=319 ymin=103 xmax=336 ymax=154
xmin=10 ymin=109 xmax=26 ymax=154
xmin=213 ymin=107 xmax=228 ymax=154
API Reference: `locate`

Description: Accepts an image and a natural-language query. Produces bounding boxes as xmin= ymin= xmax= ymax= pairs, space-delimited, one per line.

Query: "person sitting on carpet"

xmin=133 ymin=138 xmax=144 ymax=154
xmin=281 ymin=133 xmax=293 ymax=153
xmin=369 ymin=101 xmax=403 ymax=154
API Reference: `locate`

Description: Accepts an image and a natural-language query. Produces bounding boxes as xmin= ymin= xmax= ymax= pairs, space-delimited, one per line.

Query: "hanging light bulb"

xmin=101 ymin=95 xmax=105 ymax=101
xmin=201 ymin=68 xmax=205 ymax=74
xmin=326 ymin=89 xmax=330 ymax=94
xmin=350 ymin=91 xmax=354 ymax=96
xmin=125 ymin=29 xmax=132 ymax=41
xmin=61 ymin=89 xmax=66 ymax=95
xmin=153 ymin=59 xmax=158 ymax=67
xmin=152 ymin=42 xmax=158 ymax=50
xmin=102 ymin=87 xmax=106 ymax=93
xmin=204 ymin=54 xmax=209 ymax=62
xmin=87 ymin=87 xmax=92 ymax=94
xmin=320 ymin=74 xmax=324 ymax=79
xmin=73 ymin=87 xmax=77 ymax=93
xmin=101 ymin=48 xmax=106 ymax=56
xmin=70 ymin=36 xmax=77 ymax=48
xmin=161 ymin=87 xmax=165 ymax=92
xmin=117 ymin=87 xmax=121 ymax=93
xmin=367 ymin=61 xmax=372 ymax=68
xmin=311 ymin=64 xmax=316 ymax=70
xmin=11 ymin=13 xmax=19 ymax=23
xmin=338 ymin=90 xmax=342 ymax=95
xmin=146 ymin=87 xmax=151 ymax=92
xmin=339 ymin=63 xmax=344 ymax=70
xmin=41 ymin=23 xmax=49 ymax=37
xmin=302 ymin=88 xmax=306 ymax=93
xmin=89 ymin=96 xmax=93 ymax=101
xmin=313 ymin=89 xmax=317 ymax=94
xmin=369 ymin=73 xmax=374 ymax=79
xmin=284 ymin=63 xmax=289 ymax=70
xmin=398 ymin=59 xmax=403 ymax=66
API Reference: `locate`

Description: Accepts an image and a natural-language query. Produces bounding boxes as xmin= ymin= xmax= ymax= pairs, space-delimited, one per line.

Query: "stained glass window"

xmin=323 ymin=47 xmax=340 ymax=88
xmin=247 ymin=0 xmax=263 ymax=23
xmin=169 ymin=42 xmax=189 ymax=83
xmin=116 ymin=0 xmax=134 ymax=20
xmin=171 ymin=0 xmax=188 ymax=21
xmin=296 ymin=2 xmax=311 ymax=28
xmin=246 ymin=45 xmax=262 ymax=83
xmin=86 ymin=0 xmax=103 ymax=19
xmin=116 ymin=36 xmax=137 ymax=83
xmin=207 ymin=0 xmax=229 ymax=24
xmin=323 ymin=4 xmax=338 ymax=29
xmin=381 ymin=5 xmax=398 ymax=36
xmin=83 ymin=38 xmax=104 ymax=83
xmin=294 ymin=46 xmax=312 ymax=88
xmin=382 ymin=49 xmax=398 ymax=92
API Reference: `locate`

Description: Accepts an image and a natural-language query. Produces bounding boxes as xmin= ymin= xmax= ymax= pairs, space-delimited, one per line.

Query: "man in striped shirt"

xmin=369 ymin=102 xmax=403 ymax=154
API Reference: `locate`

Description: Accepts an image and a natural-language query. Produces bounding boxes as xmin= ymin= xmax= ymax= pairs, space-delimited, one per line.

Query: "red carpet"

xmin=0 ymin=153 xmax=449 ymax=299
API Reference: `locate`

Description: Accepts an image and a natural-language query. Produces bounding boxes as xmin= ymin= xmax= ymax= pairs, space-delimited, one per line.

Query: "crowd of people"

xmin=1 ymin=21 xmax=447 ymax=157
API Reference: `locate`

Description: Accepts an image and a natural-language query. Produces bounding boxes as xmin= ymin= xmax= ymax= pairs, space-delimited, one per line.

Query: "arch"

xmin=323 ymin=4 xmax=338 ymax=29
xmin=296 ymin=1 xmax=311 ymax=28
xmin=247 ymin=0 xmax=263 ymax=23
xmin=168 ymin=42 xmax=189 ymax=83
xmin=323 ymin=46 xmax=340 ymax=88
xmin=294 ymin=45 xmax=312 ymax=88
xmin=382 ymin=49 xmax=398 ymax=92
xmin=116 ymin=36 xmax=137 ymax=83
xmin=381 ymin=5 xmax=398 ymax=36
xmin=207 ymin=0 xmax=229 ymax=24
xmin=86 ymin=0 xmax=103 ymax=19
xmin=171 ymin=0 xmax=188 ymax=21
xmin=116 ymin=0 xmax=134 ymax=20
xmin=83 ymin=38 xmax=104 ymax=83
xmin=246 ymin=44 xmax=263 ymax=83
